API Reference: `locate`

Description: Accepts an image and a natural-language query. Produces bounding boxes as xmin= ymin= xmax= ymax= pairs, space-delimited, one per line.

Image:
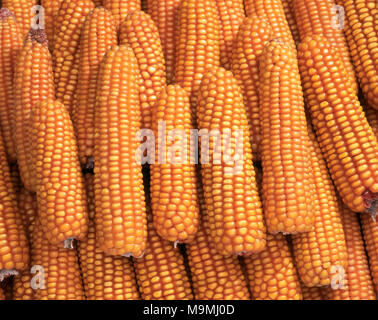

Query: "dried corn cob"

xmin=301 ymin=285 xmax=326 ymax=300
xmin=147 ymin=0 xmax=181 ymax=84
xmin=292 ymin=0 xmax=357 ymax=93
xmin=215 ymin=0 xmax=245 ymax=69
xmin=9 ymin=164 xmax=21 ymax=194
xmin=2 ymin=0 xmax=38 ymax=40
xmin=324 ymin=202 xmax=376 ymax=300
xmin=13 ymin=29 xmax=55 ymax=192
xmin=30 ymin=99 xmax=88 ymax=246
xmin=338 ymin=0 xmax=378 ymax=109
xmin=244 ymin=0 xmax=296 ymax=50
xmin=40 ymin=0 xmax=64 ymax=48
xmin=31 ymin=219 xmax=85 ymax=300
xmin=150 ymin=85 xmax=199 ymax=243
xmin=103 ymin=0 xmax=141 ymax=27
xmin=196 ymin=67 xmax=266 ymax=256
xmin=291 ymin=124 xmax=347 ymax=286
xmin=244 ymin=233 xmax=302 ymax=300
xmin=187 ymin=179 xmax=251 ymax=300
xmin=94 ymin=45 xmax=147 ymax=257
xmin=0 ymin=133 xmax=30 ymax=280
xmin=361 ymin=213 xmax=378 ymax=294
xmin=259 ymin=39 xmax=313 ymax=234
xmin=119 ymin=10 xmax=166 ymax=130
xmin=72 ymin=8 xmax=117 ymax=168
xmin=52 ymin=0 xmax=95 ymax=114
xmin=364 ymin=105 xmax=378 ymax=139
xmin=230 ymin=16 xmax=272 ymax=161
xmin=133 ymin=204 xmax=193 ymax=300
xmin=0 ymin=9 xmax=21 ymax=163
xmin=297 ymin=35 xmax=378 ymax=214
xmin=281 ymin=0 xmax=300 ymax=45
xmin=77 ymin=174 xmax=140 ymax=300
xmin=175 ymin=0 xmax=220 ymax=110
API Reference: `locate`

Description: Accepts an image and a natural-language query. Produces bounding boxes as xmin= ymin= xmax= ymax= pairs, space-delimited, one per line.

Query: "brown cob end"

xmin=0 ymin=269 xmax=18 ymax=282
xmin=84 ymin=156 xmax=94 ymax=172
xmin=27 ymin=28 xmax=48 ymax=45
xmin=0 ymin=8 xmax=14 ymax=20
xmin=363 ymin=190 xmax=377 ymax=219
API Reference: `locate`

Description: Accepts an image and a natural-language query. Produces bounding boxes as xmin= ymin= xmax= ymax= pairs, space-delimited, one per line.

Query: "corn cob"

xmin=9 ymin=163 xmax=21 ymax=194
xmin=119 ymin=10 xmax=166 ymax=131
xmin=2 ymin=0 xmax=38 ymax=40
xmin=259 ymin=39 xmax=314 ymax=234
xmin=133 ymin=204 xmax=193 ymax=300
xmin=292 ymin=0 xmax=357 ymax=93
xmin=291 ymin=124 xmax=348 ymax=286
xmin=301 ymin=285 xmax=327 ymax=300
xmin=52 ymin=0 xmax=95 ymax=115
xmin=214 ymin=0 xmax=245 ymax=69
xmin=244 ymin=233 xmax=302 ymax=300
xmin=297 ymin=35 xmax=378 ymax=214
xmin=12 ymin=187 xmax=37 ymax=300
xmin=30 ymin=99 xmax=88 ymax=246
xmin=77 ymin=174 xmax=141 ymax=300
xmin=364 ymin=105 xmax=378 ymax=139
xmin=187 ymin=179 xmax=251 ymax=300
xmin=243 ymin=0 xmax=296 ymax=50
xmin=13 ymin=29 xmax=55 ymax=192
xmin=175 ymin=0 xmax=220 ymax=110
xmin=281 ymin=0 xmax=300 ymax=45
xmin=361 ymin=213 xmax=378 ymax=294
xmin=337 ymin=0 xmax=378 ymax=109
xmin=31 ymin=219 xmax=85 ymax=300
xmin=324 ymin=202 xmax=376 ymax=300
xmin=230 ymin=16 xmax=272 ymax=161
xmin=196 ymin=67 xmax=266 ymax=256
xmin=147 ymin=0 xmax=181 ymax=84
xmin=0 ymin=9 xmax=21 ymax=163
xmin=72 ymin=8 xmax=117 ymax=168
xmin=103 ymin=0 xmax=141 ymax=27
xmin=40 ymin=0 xmax=64 ymax=48
xmin=0 ymin=133 xmax=30 ymax=280
xmin=150 ymin=85 xmax=199 ymax=243
xmin=94 ymin=45 xmax=147 ymax=257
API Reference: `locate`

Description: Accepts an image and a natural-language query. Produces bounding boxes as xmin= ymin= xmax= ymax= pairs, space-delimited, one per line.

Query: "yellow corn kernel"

xmin=103 ymin=0 xmax=141 ymax=27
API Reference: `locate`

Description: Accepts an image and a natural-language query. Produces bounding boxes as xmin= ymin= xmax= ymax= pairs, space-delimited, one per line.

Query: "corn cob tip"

xmin=63 ymin=239 xmax=75 ymax=249
xmin=363 ymin=191 xmax=377 ymax=218
xmin=0 ymin=8 xmax=13 ymax=19
xmin=0 ymin=269 xmax=18 ymax=282
xmin=27 ymin=28 xmax=48 ymax=45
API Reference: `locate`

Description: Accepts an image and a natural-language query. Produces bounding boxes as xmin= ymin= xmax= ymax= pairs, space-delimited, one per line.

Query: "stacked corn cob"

xmin=0 ymin=0 xmax=376 ymax=301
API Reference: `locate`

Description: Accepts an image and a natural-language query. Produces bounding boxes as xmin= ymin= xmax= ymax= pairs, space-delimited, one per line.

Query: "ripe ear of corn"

xmin=0 ymin=132 xmax=30 ymax=280
xmin=324 ymin=202 xmax=376 ymax=300
xmin=72 ymin=7 xmax=117 ymax=168
xmin=119 ymin=10 xmax=166 ymax=131
xmin=281 ymin=0 xmax=300 ymax=45
xmin=297 ymin=35 xmax=378 ymax=214
xmin=0 ymin=9 xmax=21 ymax=163
xmin=52 ymin=0 xmax=95 ymax=115
xmin=187 ymin=179 xmax=251 ymax=300
xmin=103 ymin=0 xmax=141 ymax=27
xmin=150 ymin=85 xmax=199 ymax=243
xmin=291 ymin=124 xmax=347 ymax=286
xmin=259 ymin=39 xmax=314 ymax=234
xmin=214 ymin=0 xmax=245 ymax=69
xmin=133 ymin=203 xmax=194 ymax=300
xmin=2 ymin=0 xmax=39 ymax=40
xmin=30 ymin=99 xmax=88 ymax=246
xmin=31 ymin=219 xmax=85 ymax=300
xmin=175 ymin=0 xmax=220 ymax=110
xmin=301 ymin=285 xmax=327 ymax=300
xmin=40 ymin=0 xmax=64 ymax=47
xmin=243 ymin=0 xmax=296 ymax=50
xmin=230 ymin=15 xmax=272 ymax=161
xmin=13 ymin=29 xmax=55 ymax=192
xmin=77 ymin=174 xmax=141 ymax=300
xmin=196 ymin=67 xmax=266 ymax=256
xmin=337 ymin=0 xmax=378 ymax=109
xmin=292 ymin=0 xmax=357 ymax=93
xmin=360 ymin=213 xmax=378 ymax=294
xmin=244 ymin=233 xmax=303 ymax=300
xmin=364 ymin=105 xmax=378 ymax=139
xmin=147 ymin=0 xmax=181 ymax=84
xmin=94 ymin=45 xmax=147 ymax=257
